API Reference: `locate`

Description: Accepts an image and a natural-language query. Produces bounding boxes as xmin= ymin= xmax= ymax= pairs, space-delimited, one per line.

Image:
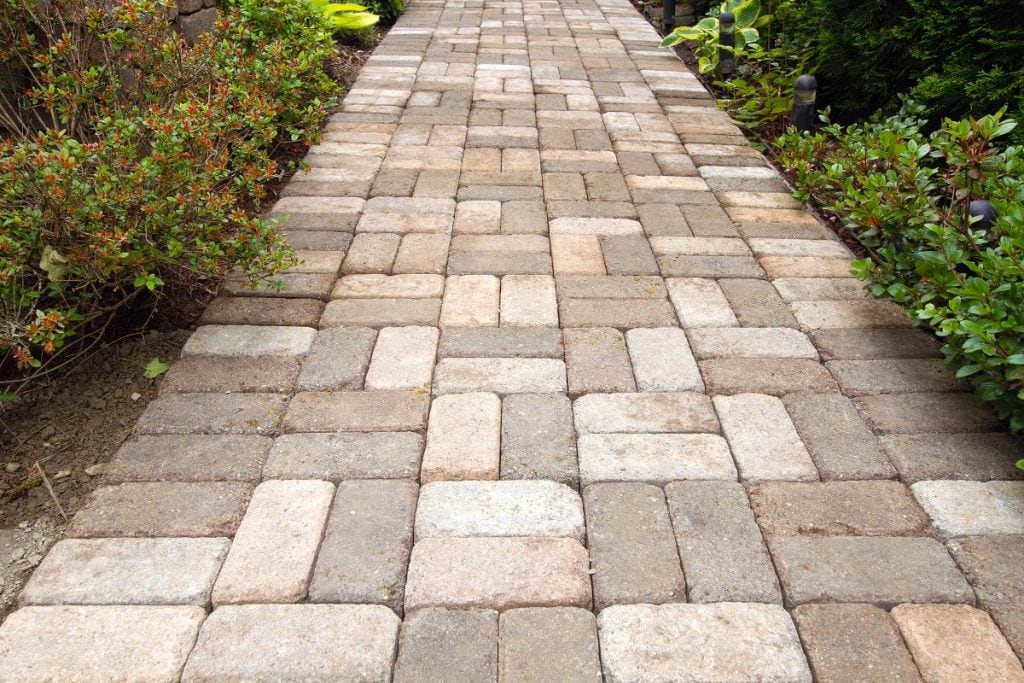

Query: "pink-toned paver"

xmin=4 ymin=0 xmax=1023 ymax=678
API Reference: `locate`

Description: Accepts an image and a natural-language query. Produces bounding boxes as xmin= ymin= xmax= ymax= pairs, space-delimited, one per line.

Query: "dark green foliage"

xmin=776 ymin=104 xmax=1024 ymax=431
xmin=782 ymin=0 xmax=1024 ymax=141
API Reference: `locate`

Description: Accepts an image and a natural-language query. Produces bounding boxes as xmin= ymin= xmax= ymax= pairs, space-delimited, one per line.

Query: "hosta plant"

xmin=660 ymin=0 xmax=771 ymax=74
xmin=309 ymin=0 xmax=379 ymax=32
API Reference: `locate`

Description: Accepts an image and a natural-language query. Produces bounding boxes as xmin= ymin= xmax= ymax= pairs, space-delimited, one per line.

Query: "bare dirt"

xmin=0 ymin=329 xmax=191 ymax=619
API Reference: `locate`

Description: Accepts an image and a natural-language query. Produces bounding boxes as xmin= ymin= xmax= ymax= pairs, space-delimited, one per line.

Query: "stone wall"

xmin=170 ymin=0 xmax=218 ymax=44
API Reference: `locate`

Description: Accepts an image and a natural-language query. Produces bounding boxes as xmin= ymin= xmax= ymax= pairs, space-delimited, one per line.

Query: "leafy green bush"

xmin=781 ymin=0 xmax=1024 ymax=142
xmin=307 ymin=0 xmax=379 ymax=32
xmin=776 ymin=103 xmax=1024 ymax=430
xmin=0 ymin=0 xmax=337 ymax=391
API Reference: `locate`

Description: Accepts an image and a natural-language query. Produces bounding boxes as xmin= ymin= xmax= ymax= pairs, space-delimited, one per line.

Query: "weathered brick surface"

xmin=106 ymin=434 xmax=271 ymax=482
xmin=67 ymin=482 xmax=251 ymax=538
xmin=394 ymin=608 xmax=498 ymax=683
xmin=263 ymin=432 xmax=422 ymax=480
xmin=309 ymin=479 xmax=417 ymax=610
xmin=598 ymin=604 xmax=811 ymax=683
xmin=213 ymin=480 xmax=334 ymax=605
xmin=770 ymin=536 xmax=974 ymax=607
xmin=563 ymin=327 xmax=636 ymax=395
xmin=891 ymin=604 xmax=1024 ymax=682
xmin=665 ymin=481 xmax=781 ymax=603
xmin=792 ymin=604 xmax=922 ymax=683
xmin=0 ymin=606 xmax=206 ymax=682
xmin=499 ymin=608 xmax=602 ymax=683
xmin=182 ymin=605 xmax=399 ymax=682
xmin=584 ymin=483 xmax=686 ymax=610
xmin=501 ymin=393 xmax=579 ymax=486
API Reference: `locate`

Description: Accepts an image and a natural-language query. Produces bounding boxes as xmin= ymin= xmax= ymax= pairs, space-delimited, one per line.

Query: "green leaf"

xmin=732 ymin=0 xmax=761 ymax=28
xmin=736 ymin=27 xmax=759 ymax=46
xmin=143 ymin=357 xmax=171 ymax=379
xmin=328 ymin=11 xmax=379 ymax=28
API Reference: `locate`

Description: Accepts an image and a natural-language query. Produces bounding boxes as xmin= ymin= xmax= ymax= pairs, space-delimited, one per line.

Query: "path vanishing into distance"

xmin=2 ymin=0 xmax=1024 ymax=679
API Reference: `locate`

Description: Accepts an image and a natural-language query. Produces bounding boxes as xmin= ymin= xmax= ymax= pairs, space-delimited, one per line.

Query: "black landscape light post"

xmin=663 ymin=0 xmax=676 ymax=32
xmin=792 ymin=74 xmax=817 ymax=132
xmin=718 ymin=12 xmax=735 ymax=78
xmin=969 ymin=199 xmax=998 ymax=231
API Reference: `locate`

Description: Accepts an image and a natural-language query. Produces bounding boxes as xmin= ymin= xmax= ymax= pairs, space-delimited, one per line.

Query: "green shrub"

xmin=776 ymin=103 xmax=1024 ymax=430
xmin=781 ymin=0 xmax=1024 ymax=141
xmin=0 ymin=0 xmax=337 ymax=390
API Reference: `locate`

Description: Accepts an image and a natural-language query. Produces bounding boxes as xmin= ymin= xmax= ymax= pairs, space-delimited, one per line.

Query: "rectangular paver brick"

xmin=416 ymin=481 xmax=585 ymax=541
xmin=183 ymin=325 xmax=316 ymax=357
xmin=421 ymin=392 xmax=501 ymax=483
xmin=160 ymin=356 xmax=299 ymax=394
xmin=212 ymin=479 xmax=334 ymax=605
xmin=574 ymin=392 xmax=719 ymax=434
xmin=404 ymin=537 xmax=592 ymax=611
xmin=625 ymin=327 xmax=704 ymax=392
xmin=719 ymin=277 xmax=799 ymax=327
xmin=438 ymin=328 xmax=563 ymax=358
xmin=364 ymin=326 xmax=439 ymax=390
xmin=284 ymin=390 xmax=429 ymax=432
xmin=714 ymin=394 xmax=818 ymax=482
xmin=857 ymin=392 xmax=1004 ymax=434
xmin=687 ymin=327 xmax=818 ymax=359
xmin=782 ymin=393 xmax=895 ymax=480
xmin=20 ymin=538 xmax=229 ymax=606
xmin=563 ymin=327 xmax=636 ymax=395
xmin=501 ymin=275 xmax=559 ymax=327
xmin=749 ymin=480 xmax=930 ymax=536
xmin=665 ymin=481 xmax=782 ymax=603
xmin=597 ymin=603 xmax=811 ymax=683
xmin=770 ymin=536 xmax=974 ymax=608
xmin=666 ymin=278 xmax=738 ymax=327
xmin=263 ymin=432 xmax=422 ymax=481
xmin=501 ymin=393 xmax=579 ymax=486
xmin=137 ymin=393 xmax=287 ymax=435
xmin=433 ymin=358 xmax=567 ymax=394
xmin=182 ymin=605 xmax=399 ymax=682
xmin=792 ymin=604 xmax=922 ymax=683
xmin=297 ymin=327 xmax=376 ymax=390
xmin=321 ymin=298 xmax=441 ymax=327
xmin=891 ymin=604 xmax=1024 ymax=682
xmin=106 ymin=434 xmax=271 ymax=482
xmin=309 ymin=479 xmax=417 ymax=611
xmin=440 ymin=274 xmax=500 ymax=327
xmin=394 ymin=608 xmax=497 ymax=683
xmin=499 ymin=608 xmax=601 ymax=683
xmin=67 ymin=482 xmax=251 ymax=538
xmin=578 ymin=433 xmax=735 ymax=486
xmin=0 ymin=606 xmax=205 ymax=682
xmin=880 ymin=432 xmax=1024 ymax=483
xmin=910 ymin=480 xmax=1024 ymax=537
xmin=583 ymin=483 xmax=686 ymax=610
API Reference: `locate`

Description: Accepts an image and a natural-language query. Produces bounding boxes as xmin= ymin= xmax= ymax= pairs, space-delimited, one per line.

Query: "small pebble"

xmin=130 ymin=392 xmax=142 ymax=401
xmin=54 ymin=470 xmax=71 ymax=480
xmin=84 ymin=463 xmax=106 ymax=477
xmin=10 ymin=548 xmax=25 ymax=561
xmin=4 ymin=462 xmax=20 ymax=473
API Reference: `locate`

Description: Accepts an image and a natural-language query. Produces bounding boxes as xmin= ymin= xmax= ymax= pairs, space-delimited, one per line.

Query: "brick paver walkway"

xmin=3 ymin=0 xmax=1024 ymax=679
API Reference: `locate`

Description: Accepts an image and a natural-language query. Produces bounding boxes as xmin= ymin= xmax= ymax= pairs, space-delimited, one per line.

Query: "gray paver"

xmin=501 ymin=393 xmax=579 ymax=486
xmin=263 ymin=432 xmax=422 ymax=480
xmin=792 ymin=604 xmax=923 ymax=683
xmin=583 ymin=483 xmax=686 ymax=610
xmin=749 ymin=481 xmax=930 ymax=536
xmin=782 ymin=393 xmax=895 ymax=480
xmin=770 ymin=536 xmax=975 ymax=607
xmin=309 ymin=479 xmax=417 ymax=610
xmin=563 ymin=327 xmax=637 ymax=395
xmin=948 ymin=535 xmax=1024 ymax=605
xmin=67 ymin=482 xmax=251 ymax=538
xmin=911 ymin=480 xmax=1024 ymax=537
xmin=296 ymin=326 xmax=376 ymax=390
xmin=665 ymin=481 xmax=782 ymax=603
xmin=159 ymin=356 xmax=299 ymax=394
xmin=106 ymin=434 xmax=271 ymax=482
xmin=880 ymin=432 xmax=1024 ymax=482
xmin=394 ymin=608 xmax=498 ymax=683
xmin=858 ymin=392 xmax=1005 ymax=433
xmin=284 ymin=390 xmax=429 ymax=432
xmin=499 ymin=608 xmax=601 ymax=683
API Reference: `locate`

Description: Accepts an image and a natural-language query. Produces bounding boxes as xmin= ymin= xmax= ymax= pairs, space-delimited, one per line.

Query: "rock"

xmin=54 ymin=470 xmax=70 ymax=480
xmin=4 ymin=462 xmax=20 ymax=473
xmin=84 ymin=464 xmax=106 ymax=477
